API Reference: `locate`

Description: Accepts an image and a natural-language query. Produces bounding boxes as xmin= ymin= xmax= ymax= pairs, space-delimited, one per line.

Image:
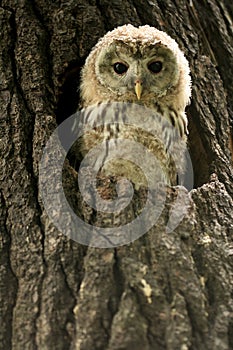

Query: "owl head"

xmin=80 ymin=24 xmax=191 ymax=111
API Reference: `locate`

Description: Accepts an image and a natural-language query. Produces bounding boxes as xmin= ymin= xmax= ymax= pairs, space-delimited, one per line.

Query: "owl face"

xmin=80 ymin=25 xmax=191 ymax=110
xmin=96 ymin=40 xmax=179 ymax=101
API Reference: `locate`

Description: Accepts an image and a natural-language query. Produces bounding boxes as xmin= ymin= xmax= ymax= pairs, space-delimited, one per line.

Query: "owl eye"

xmin=113 ymin=62 xmax=128 ymax=74
xmin=148 ymin=61 xmax=163 ymax=73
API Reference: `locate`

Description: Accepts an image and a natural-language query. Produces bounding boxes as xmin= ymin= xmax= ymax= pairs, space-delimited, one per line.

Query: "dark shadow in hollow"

xmin=186 ymin=104 xmax=210 ymax=189
xmin=56 ymin=60 xmax=84 ymax=126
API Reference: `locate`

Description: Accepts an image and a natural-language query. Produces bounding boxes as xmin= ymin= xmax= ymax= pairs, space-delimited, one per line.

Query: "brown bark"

xmin=0 ymin=1 xmax=232 ymax=350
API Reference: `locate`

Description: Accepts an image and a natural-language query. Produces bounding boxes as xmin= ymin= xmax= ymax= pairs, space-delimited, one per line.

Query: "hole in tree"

xmin=186 ymin=103 xmax=210 ymax=189
xmin=55 ymin=60 xmax=84 ymax=167
xmin=56 ymin=60 xmax=84 ymax=126
xmin=56 ymin=67 xmax=210 ymax=191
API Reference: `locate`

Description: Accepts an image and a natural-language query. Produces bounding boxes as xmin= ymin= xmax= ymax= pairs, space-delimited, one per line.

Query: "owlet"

xmin=72 ymin=24 xmax=191 ymax=188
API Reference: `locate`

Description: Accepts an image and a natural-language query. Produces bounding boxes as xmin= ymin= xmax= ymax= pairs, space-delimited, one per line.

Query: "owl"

xmin=72 ymin=24 xmax=191 ymax=189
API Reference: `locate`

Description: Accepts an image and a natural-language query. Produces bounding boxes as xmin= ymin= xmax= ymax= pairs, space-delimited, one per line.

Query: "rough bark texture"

xmin=0 ymin=1 xmax=233 ymax=350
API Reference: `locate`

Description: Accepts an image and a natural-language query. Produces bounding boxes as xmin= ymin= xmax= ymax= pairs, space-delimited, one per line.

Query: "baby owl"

xmin=73 ymin=24 xmax=191 ymax=188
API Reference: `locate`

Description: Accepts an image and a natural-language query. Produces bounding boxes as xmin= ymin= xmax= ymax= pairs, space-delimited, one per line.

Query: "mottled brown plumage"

xmin=75 ymin=24 xmax=191 ymax=188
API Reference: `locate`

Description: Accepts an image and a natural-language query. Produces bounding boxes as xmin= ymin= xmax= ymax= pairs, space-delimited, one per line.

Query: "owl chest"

xmin=74 ymin=102 xmax=186 ymax=188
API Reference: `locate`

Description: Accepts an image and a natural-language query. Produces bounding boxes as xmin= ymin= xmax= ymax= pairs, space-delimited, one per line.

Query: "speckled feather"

xmin=80 ymin=25 xmax=191 ymax=111
xmin=73 ymin=24 xmax=191 ymax=187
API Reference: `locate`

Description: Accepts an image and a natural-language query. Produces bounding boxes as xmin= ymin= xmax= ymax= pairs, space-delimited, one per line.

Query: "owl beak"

xmin=135 ymin=80 xmax=142 ymax=100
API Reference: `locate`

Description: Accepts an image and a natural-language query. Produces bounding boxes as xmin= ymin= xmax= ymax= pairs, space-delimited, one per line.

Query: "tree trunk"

xmin=0 ymin=1 xmax=233 ymax=350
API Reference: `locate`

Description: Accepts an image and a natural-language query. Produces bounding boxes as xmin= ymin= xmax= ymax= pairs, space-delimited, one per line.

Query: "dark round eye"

xmin=113 ymin=62 xmax=128 ymax=74
xmin=148 ymin=61 xmax=163 ymax=73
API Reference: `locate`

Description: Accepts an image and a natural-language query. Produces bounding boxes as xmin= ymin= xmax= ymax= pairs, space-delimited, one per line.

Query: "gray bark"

xmin=0 ymin=1 xmax=233 ymax=349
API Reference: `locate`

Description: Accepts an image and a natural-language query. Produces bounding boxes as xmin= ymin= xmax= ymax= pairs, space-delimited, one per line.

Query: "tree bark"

xmin=0 ymin=1 xmax=232 ymax=350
